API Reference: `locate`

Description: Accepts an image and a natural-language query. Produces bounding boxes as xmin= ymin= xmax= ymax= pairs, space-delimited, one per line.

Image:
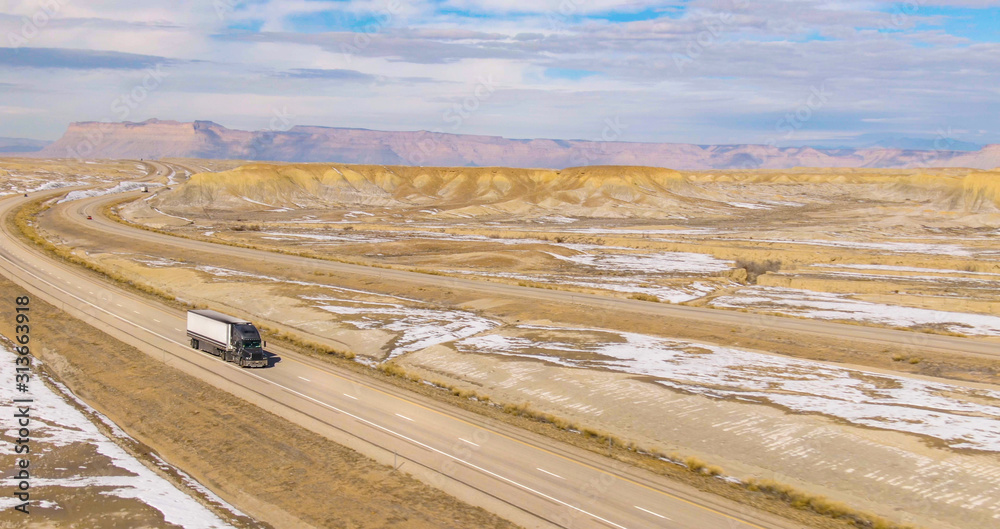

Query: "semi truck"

xmin=186 ymin=310 xmax=268 ymax=368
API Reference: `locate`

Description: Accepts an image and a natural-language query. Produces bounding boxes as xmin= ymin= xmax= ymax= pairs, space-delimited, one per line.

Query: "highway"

xmin=0 ymin=163 xmax=808 ymax=529
xmin=69 ymin=170 xmax=1000 ymax=360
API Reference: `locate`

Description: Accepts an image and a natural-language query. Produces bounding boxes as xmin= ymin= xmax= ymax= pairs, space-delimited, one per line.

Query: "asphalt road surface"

xmin=71 ymin=170 xmax=1000 ymax=360
xmin=0 ymin=165 xmax=811 ymax=528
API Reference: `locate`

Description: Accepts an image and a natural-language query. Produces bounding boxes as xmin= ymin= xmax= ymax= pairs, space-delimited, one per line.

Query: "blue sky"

xmin=0 ymin=0 xmax=997 ymax=147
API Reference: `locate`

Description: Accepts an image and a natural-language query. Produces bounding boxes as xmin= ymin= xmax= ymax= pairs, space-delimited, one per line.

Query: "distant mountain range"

xmin=0 ymin=136 xmax=51 ymax=153
xmin=22 ymin=119 xmax=1000 ymax=170
xmin=788 ymin=133 xmax=984 ymax=152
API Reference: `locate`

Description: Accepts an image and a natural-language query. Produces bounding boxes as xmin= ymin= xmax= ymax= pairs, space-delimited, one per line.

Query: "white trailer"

xmin=186 ymin=310 xmax=268 ymax=368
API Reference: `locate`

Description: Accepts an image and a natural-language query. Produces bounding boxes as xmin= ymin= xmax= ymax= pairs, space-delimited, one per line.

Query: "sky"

xmin=0 ymin=0 xmax=997 ymax=147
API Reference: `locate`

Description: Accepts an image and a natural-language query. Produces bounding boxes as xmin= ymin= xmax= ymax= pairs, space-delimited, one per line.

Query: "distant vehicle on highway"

xmin=187 ymin=310 xmax=268 ymax=368
xmin=86 ymin=215 xmax=92 ymax=220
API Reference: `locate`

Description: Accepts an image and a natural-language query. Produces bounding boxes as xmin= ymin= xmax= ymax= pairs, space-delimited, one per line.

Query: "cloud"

xmin=0 ymin=47 xmax=173 ymax=69
xmin=0 ymin=0 xmax=995 ymax=145
xmin=277 ymin=68 xmax=436 ymax=84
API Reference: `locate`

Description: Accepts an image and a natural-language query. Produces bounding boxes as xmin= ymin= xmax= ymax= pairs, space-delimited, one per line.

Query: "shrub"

xmin=628 ymin=293 xmax=660 ymax=303
xmin=735 ymin=259 xmax=782 ymax=283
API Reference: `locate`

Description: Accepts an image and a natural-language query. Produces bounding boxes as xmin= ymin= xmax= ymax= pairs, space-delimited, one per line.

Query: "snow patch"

xmin=456 ymin=325 xmax=1000 ymax=451
xmin=710 ymin=286 xmax=1000 ymax=336
xmin=0 ymin=344 xmax=238 ymax=527
xmin=58 ymin=182 xmax=162 ymax=204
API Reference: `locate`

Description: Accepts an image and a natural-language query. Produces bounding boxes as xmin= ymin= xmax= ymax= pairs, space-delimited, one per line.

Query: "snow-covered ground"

xmin=735 ymin=238 xmax=972 ymax=256
xmin=240 ymin=196 xmax=277 ymax=207
xmin=548 ymin=245 xmax=732 ymax=274
xmin=530 ymin=227 xmax=717 ymax=235
xmin=260 ymin=231 xmax=398 ymax=244
xmin=58 ymin=182 xmax=161 ymax=204
xmin=27 ymin=180 xmax=80 ymax=193
xmin=307 ymin=295 xmax=498 ymax=360
xmin=709 ymin=286 xmax=1000 ymax=336
xmin=813 ymin=263 xmax=1000 ymax=277
xmin=194 ymin=265 xmax=422 ymax=303
xmin=802 ymin=270 xmax=1000 ymax=289
xmin=726 ymin=202 xmax=771 ymax=209
xmin=151 ymin=207 xmax=194 ymax=222
xmin=0 ymin=345 xmax=238 ymax=527
xmin=254 ymin=230 xmax=734 ymax=276
xmin=450 ymin=269 xmax=719 ymax=303
xmin=456 ymin=325 xmax=1000 ymax=451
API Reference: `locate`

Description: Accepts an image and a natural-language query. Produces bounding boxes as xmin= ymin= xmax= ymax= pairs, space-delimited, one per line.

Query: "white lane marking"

xmin=88 ymin=291 xmax=94 ymax=295
xmin=343 ymin=393 xmax=358 ymax=400
xmin=459 ymin=438 xmax=479 ymax=447
xmin=395 ymin=413 xmax=414 ymax=422
xmin=116 ymin=303 xmax=122 ymax=307
xmin=153 ymin=318 xmax=160 ymax=323
xmin=174 ymin=328 xmax=182 ymax=332
xmin=133 ymin=310 xmax=140 ymax=314
xmin=298 ymin=376 xmax=310 ymax=382
xmin=635 ymin=506 xmax=669 ymax=520
xmin=1 ymin=247 xmax=630 ymax=529
xmin=537 ymin=468 xmax=565 ymax=480
xmin=237 ymin=371 xmax=630 ymax=529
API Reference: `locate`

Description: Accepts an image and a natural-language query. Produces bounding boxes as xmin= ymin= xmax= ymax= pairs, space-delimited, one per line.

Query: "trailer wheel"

xmin=190 ymin=338 xmax=199 ymax=350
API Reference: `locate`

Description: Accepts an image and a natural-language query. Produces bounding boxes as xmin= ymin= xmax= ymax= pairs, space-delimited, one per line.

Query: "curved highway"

xmin=72 ymin=178 xmax=1000 ymax=359
xmin=0 ymin=163 xmax=807 ymax=529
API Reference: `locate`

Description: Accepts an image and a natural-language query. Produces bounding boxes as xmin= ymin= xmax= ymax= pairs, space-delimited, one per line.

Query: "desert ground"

xmin=4 ymin=159 xmax=1000 ymax=529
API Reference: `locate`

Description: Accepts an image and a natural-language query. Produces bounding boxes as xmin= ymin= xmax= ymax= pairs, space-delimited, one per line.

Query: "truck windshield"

xmin=233 ymin=323 xmax=263 ymax=349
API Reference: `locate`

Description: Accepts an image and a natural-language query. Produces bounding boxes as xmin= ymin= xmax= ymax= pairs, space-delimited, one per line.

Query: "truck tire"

xmin=190 ymin=338 xmax=199 ymax=350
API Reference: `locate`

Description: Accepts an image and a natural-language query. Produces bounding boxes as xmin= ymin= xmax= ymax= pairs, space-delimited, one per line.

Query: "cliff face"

xmin=34 ymin=119 xmax=1000 ymax=170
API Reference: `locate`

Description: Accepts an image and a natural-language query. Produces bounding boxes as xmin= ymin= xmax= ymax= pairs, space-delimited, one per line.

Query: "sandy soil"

xmin=12 ymin=160 xmax=1000 ymax=529
xmin=125 ymin=165 xmax=1000 ymax=337
xmin=0 ymin=277 xmax=520 ymax=529
xmin=32 ymin=201 xmax=1000 ymax=528
xmin=0 ymin=342 xmax=248 ymax=529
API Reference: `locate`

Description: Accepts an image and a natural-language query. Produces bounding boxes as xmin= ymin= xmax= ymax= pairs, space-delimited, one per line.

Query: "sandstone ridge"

xmin=36 ymin=119 xmax=1000 ymax=170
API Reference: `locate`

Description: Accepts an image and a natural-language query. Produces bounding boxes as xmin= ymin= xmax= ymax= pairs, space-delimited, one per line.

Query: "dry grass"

xmin=364 ymin=358 xmax=919 ymax=527
xmin=13 ymin=199 xmax=183 ymax=304
xmin=746 ymin=479 xmax=915 ymax=529
xmin=628 ymin=293 xmax=660 ymax=302
xmin=962 ymin=171 xmax=1000 ymax=207
xmin=36 ymin=196 xmax=929 ymax=529
xmin=257 ymin=324 xmax=355 ymax=361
